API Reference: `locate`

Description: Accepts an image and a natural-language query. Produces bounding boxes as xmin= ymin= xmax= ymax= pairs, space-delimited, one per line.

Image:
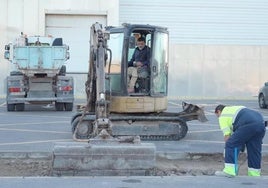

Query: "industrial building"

xmin=1 ymin=0 xmax=268 ymax=98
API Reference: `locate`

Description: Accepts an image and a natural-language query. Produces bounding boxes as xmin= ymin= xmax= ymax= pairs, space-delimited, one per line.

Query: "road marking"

xmin=188 ymin=122 xmax=217 ymax=126
xmin=205 ymin=111 xmax=217 ymax=115
xmin=0 ymin=139 xmax=73 ymax=146
xmin=188 ymin=129 xmax=221 ymax=133
xmin=168 ymin=101 xmax=221 ymax=107
xmin=184 ymin=139 xmax=268 ymax=147
xmin=0 ymin=127 xmax=69 ymax=134
xmin=184 ymin=139 xmax=224 ymax=144
xmin=0 ymin=121 xmax=69 ymax=127
xmin=0 ymin=102 xmax=6 ymax=107
xmin=168 ymin=101 xmax=181 ymax=106
xmin=0 ymin=113 xmax=72 ymax=119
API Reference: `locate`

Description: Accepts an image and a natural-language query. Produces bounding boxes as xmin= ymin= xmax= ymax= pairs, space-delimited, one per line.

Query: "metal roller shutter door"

xmin=45 ymin=14 xmax=107 ymax=72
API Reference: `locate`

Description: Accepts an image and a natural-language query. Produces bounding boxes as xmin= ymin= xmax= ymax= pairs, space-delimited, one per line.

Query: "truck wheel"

xmin=65 ymin=103 xmax=73 ymax=111
xmin=7 ymin=104 xmax=15 ymax=111
xmin=16 ymin=103 xmax=25 ymax=111
xmin=55 ymin=102 xmax=64 ymax=111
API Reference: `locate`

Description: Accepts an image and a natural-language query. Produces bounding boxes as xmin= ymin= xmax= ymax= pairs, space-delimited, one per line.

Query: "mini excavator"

xmin=71 ymin=22 xmax=208 ymax=141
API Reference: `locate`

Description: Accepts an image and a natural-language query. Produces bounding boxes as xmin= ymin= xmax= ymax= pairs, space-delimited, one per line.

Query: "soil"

xmin=0 ymin=153 xmax=267 ymax=177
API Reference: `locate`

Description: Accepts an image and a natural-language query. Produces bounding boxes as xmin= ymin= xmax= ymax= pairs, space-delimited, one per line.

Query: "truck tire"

xmin=65 ymin=102 xmax=73 ymax=111
xmin=55 ymin=102 xmax=64 ymax=111
xmin=7 ymin=104 xmax=15 ymax=111
xmin=16 ymin=103 xmax=25 ymax=111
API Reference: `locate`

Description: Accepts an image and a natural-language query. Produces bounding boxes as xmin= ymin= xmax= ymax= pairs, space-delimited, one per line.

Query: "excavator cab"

xmin=106 ymin=24 xmax=169 ymax=113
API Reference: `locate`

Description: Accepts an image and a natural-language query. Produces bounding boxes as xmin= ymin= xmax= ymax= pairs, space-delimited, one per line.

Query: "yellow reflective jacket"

xmin=218 ymin=106 xmax=245 ymax=136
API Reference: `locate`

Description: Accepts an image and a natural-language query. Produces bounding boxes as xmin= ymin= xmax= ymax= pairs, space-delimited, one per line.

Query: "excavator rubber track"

xmin=72 ymin=113 xmax=188 ymax=141
xmin=71 ymin=102 xmax=207 ymax=141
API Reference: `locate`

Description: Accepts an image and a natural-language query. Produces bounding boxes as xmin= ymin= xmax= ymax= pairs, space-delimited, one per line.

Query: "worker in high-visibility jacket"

xmin=214 ymin=104 xmax=266 ymax=177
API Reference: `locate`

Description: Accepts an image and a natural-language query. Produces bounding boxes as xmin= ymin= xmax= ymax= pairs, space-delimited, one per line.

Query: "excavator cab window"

xmin=106 ymin=32 xmax=124 ymax=93
xmin=105 ymin=26 xmax=168 ymax=97
xmin=128 ymin=29 xmax=168 ymax=96
xmin=150 ymin=31 xmax=168 ymax=96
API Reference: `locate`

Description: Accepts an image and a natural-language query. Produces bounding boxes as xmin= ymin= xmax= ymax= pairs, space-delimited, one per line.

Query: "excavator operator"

xmin=127 ymin=37 xmax=150 ymax=93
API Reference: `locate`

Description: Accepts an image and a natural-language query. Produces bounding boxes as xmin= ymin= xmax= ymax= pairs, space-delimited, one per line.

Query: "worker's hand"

xmin=224 ymin=135 xmax=230 ymax=142
xmin=136 ymin=61 xmax=143 ymax=67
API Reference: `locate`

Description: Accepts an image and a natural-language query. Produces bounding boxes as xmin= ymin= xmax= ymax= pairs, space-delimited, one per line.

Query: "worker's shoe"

xmin=215 ymin=171 xmax=235 ymax=178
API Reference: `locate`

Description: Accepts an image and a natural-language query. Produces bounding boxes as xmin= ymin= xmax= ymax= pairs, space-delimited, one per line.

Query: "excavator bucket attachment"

xmin=181 ymin=101 xmax=208 ymax=122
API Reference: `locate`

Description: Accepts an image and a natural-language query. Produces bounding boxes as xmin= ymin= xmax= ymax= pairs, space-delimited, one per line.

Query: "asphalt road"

xmin=0 ymin=98 xmax=267 ymax=155
xmin=1 ymin=176 xmax=268 ymax=188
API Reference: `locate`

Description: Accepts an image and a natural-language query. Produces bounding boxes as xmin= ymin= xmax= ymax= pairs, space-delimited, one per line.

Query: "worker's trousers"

xmin=127 ymin=67 xmax=138 ymax=89
xmin=224 ymin=108 xmax=266 ymax=176
xmin=127 ymin=66 xmax=149 ymax=89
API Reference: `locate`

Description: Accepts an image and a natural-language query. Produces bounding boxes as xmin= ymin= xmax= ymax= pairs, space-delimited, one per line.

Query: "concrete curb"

xmin=0 ymin=152 xmax=52 ymax=159
xmin=1 ymin=151 xmax=267 ymax=160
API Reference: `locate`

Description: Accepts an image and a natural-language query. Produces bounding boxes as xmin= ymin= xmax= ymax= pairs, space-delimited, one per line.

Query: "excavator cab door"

xmin=150 ymin=31 xmax=169 ymax=97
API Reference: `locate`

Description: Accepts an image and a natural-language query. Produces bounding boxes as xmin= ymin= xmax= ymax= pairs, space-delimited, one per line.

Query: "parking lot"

xmin=0 ymin=97 xmax=267 ymax=154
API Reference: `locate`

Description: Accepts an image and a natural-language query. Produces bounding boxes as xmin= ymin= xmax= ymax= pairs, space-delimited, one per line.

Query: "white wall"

xmin=119 ymin=0 xmax=268 ymax=98
xmin=169 ymin=44 xmax=268 ymax=98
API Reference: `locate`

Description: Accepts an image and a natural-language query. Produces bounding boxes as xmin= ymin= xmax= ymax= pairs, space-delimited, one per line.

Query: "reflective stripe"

xmin=220 ymin=106 xmax=245 ymax=122
xmin=221 ymin=127 xmax=231 ymax=135
xmin=231 ymin=107 xmax=245 ymax=124
xmin=248 ymin=168 xmax=261 ymax=176
xmin=223 ymin=163 xmax=236 ymax=176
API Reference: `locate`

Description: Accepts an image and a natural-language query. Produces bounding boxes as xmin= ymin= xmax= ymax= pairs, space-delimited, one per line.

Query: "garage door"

xmin=46 ymin=14 xmax=107 ymax=72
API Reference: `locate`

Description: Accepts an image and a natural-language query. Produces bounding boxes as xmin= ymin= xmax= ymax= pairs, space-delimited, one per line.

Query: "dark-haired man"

xmin=214 ymin=104 xmax=266 ymax=177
